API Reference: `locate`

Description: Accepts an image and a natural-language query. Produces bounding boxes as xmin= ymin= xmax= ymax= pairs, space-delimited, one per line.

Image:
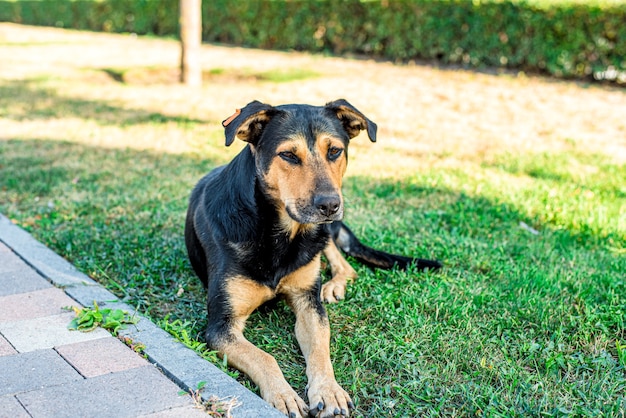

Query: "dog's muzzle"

xmin=287 ymin=193 xmax=343 ymax=224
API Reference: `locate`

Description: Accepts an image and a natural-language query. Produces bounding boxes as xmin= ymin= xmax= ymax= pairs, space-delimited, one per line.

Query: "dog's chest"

xmin=233 ymin=228 xmax=328 ymax=287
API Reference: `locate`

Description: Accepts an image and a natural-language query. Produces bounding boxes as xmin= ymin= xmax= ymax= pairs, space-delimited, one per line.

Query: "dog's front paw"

xmin=306 ymin=380 xmax=354 ymax=417
xmin=321 ymin=277 xmax=347 ymax=303
xmin=264 ymin=385 xmax=309 ymax=417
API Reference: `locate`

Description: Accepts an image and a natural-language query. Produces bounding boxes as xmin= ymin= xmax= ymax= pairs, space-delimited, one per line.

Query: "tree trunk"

xmin=180 ymin=0 xmax=202 ymax=86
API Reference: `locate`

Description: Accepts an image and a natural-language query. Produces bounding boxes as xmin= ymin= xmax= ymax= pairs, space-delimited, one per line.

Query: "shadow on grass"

xmin=0 ymin=79 xmax=206 ymax=125
xmin=0 ymin=137 xmax=216 ymax=321
xmin=1 ymin=137 xmax=625 ymax=416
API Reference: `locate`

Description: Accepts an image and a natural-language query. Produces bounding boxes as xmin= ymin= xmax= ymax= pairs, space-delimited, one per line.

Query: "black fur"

xmin=328 ymin=222 xmax=443 ymax=271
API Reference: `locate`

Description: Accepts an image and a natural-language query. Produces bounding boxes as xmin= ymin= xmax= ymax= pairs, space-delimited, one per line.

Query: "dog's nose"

xmin=314 ymin=194 xmax=341 ymax=217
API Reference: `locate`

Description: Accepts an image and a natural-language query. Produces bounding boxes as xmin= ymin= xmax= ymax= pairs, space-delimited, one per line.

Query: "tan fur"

xmin=216 ymin=323 xmax=308 ymax=416
xmin=235 ymin=110 xmax=274 ymax=143
xmin=278 ymin=211 xmax=318 ymax=241
xmin=220 ymin=258 xmax=351 ymax=417
xmin=261 ymin=133 xmax=347 ymax=236
xmin=221 ymin=275 xmax=308 ymax=415
xmin=281 ymin=255 xmax=352 ymax=416
xmin=334 ymin=107 xmax=369 ymax=139
xmin=321 ymin=240 xmax=358 ymax=303
xmin=277 ymin=254 xmax=321 ymax=295
xmin=225 ymin=276 xmax=274 ymax=322
xmin=314 ymin=135 xmax=348 ymax=182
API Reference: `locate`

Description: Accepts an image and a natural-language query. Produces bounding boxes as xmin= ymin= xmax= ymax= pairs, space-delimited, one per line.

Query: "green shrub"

xmin=1 ymin=0 xmax=624 ymax=83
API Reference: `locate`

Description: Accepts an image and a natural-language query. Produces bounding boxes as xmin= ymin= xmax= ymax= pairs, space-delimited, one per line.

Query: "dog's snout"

xmin=314 ymin=194 xmax=341 ymax=217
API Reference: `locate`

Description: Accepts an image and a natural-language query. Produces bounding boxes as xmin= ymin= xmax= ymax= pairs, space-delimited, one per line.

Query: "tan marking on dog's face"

xmin=225 ymin=276 xmax=275 ymax=329
xmin=261 ymin=132 xmax=347 ymax=231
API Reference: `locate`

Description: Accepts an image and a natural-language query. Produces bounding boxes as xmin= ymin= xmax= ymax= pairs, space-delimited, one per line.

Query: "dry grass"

xmin=2 ymin=23 xmax=625 ymax=171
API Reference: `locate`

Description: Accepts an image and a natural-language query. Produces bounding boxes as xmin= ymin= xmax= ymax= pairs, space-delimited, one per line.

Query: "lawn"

xmin=1 ymin=23 xmax=625 ymax=417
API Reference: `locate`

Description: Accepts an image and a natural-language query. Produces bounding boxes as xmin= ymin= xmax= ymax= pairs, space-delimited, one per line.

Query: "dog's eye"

xmin=279 ymin=151 xmax=300 ymax=164
xmin=327 ymin=147 xmax=343 ymax=161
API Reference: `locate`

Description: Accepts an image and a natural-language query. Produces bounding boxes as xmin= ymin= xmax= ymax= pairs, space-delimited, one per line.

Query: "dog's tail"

xmin=330 ymin=222 xmax=442 ymax=271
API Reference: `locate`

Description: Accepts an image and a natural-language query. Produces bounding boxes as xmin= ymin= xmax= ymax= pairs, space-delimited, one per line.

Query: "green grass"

xmin=1 ymin=27 xmax=625 ymax=417
xmin=2 ymin=102 xmax=624 ymax=417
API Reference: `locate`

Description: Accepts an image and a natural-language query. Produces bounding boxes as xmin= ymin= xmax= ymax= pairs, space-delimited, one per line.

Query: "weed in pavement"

xmin=67 ymin=301 xmax=137 ymax=334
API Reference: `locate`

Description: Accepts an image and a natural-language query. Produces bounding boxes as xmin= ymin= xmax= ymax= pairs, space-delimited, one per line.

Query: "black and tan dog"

xmin=184 ymin=99 xmax=441 ymax=417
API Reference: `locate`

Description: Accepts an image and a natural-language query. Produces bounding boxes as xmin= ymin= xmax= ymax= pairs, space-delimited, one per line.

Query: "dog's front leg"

xmin=288 ymin=291 xmax=354 ymax=417
xmin=216 ymin=331 xmax=309 ymax=417
xmin=321 ymin=240 xmax=357 ymax=303
xmin=209 ymin=276 xmax=309 ymax=417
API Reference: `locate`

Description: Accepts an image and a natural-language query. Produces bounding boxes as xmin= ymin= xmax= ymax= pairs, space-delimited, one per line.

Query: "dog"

xmin=184 ymin=99 xmax=441 ymax=417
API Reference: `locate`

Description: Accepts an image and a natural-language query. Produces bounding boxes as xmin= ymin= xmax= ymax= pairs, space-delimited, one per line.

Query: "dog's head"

xmin=222 ymin=99 xmax=377 ymax=226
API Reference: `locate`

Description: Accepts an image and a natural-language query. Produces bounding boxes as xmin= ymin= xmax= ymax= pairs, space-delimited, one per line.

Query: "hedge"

xmin=1 ymin=0 xmax=624 ymax=84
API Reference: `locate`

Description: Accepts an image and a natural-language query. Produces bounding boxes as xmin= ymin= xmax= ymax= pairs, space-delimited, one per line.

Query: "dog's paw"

xmin=320 ymin=278 xmax=347 ymax=303
xmin=306 ymin=380 xmax=353 ymax=417
xmin=265 ymin=386 xmax=309 ymax=418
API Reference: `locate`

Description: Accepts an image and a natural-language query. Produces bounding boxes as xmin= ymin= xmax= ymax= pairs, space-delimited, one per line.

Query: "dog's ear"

xmin=325 ymin=99 xmax=377 ymax=142
xmin=222 ymin=100 xmax=279 ymax=146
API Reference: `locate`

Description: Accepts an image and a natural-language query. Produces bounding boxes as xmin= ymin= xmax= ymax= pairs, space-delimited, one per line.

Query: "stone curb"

xmin=0 ymin=214 xmax=283 ymax=418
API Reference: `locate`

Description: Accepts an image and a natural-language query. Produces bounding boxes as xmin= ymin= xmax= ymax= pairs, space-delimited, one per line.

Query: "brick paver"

xmin=0 ymin=288 xmax=76 ymax=322
xmin=0 ymin=335 xmax=16 ymax=356
xmin=0 ymin=312 xmax=110 ymax=352
xmin=56 ymin=337 xmax=149 ymax=378
xmin=0 ymin=266 xmax=51 ymax=297
xmin=0 ymin=349 xmax=82 ymax=397
xmin=16 ymin=366 xmax=191 ymax=418
xmin=0 ymin=248 xmax=31 ymax=273
xmin=0 ymin=395 xmax=30 ymax=418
